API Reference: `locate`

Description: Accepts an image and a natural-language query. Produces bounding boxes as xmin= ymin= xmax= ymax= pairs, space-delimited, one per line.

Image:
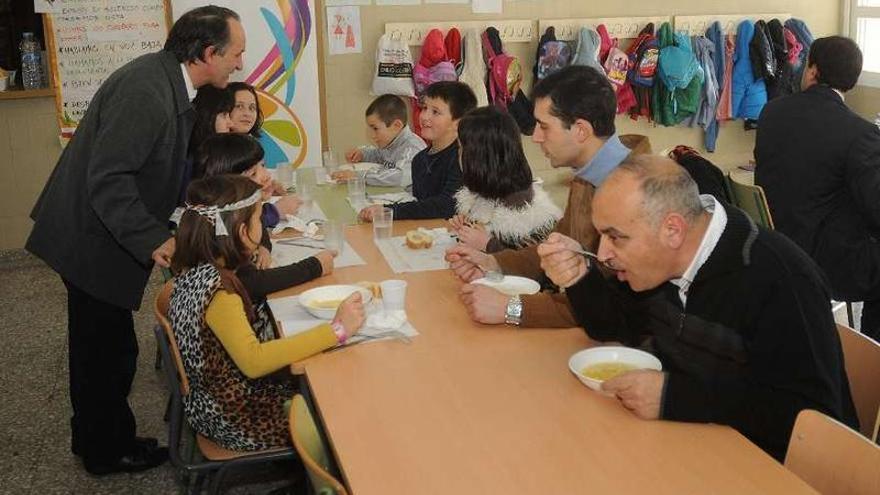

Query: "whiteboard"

xmin=171 ymin=0 xmax=323 ymax=169
xmin=44 ymin=0 xmax=171 ymax=138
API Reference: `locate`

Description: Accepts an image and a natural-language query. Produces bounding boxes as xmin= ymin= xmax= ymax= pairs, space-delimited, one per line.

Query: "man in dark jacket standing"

xmin=755 ymin=36 xmax=880 ymax=341
xmin=26 ymin=6 xmax=245 ymax=475
xmin=537 ymin=156 xmax=857 ymax=461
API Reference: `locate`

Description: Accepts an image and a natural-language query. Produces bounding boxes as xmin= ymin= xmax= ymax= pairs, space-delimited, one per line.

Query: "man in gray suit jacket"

xmin=26 ymin=6 xmax=245 ymax=475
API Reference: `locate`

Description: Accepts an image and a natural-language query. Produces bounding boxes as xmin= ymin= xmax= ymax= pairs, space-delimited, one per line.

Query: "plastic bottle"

xmin=20 ymin=32 xmax=44 ymax=90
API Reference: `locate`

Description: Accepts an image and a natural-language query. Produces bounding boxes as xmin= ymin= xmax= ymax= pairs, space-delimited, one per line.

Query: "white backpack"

xmin=371 ymin=34 xmax=416 ymax=97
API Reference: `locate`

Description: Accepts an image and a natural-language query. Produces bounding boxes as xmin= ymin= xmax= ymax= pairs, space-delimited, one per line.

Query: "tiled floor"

xmin=0 ymin=251 xmax=295 ymax=494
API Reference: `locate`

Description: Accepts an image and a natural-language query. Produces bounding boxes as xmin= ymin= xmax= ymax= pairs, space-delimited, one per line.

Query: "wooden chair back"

xmin=836 ymin=323 xmax=880 ymax=439
xmin=785 ymin=409 xmax=880 ymax=495
xmin=154 ymin=280 xmax=191 ymax=396
xmin=727 ymin=172 xmax=775 ymax=229
xmin=288 ymin=394 xmax=348 ymax=495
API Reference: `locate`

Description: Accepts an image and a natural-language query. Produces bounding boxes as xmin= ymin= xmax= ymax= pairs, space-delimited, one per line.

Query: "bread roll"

xmin=405 ymin=230 xmax=433 ymax=249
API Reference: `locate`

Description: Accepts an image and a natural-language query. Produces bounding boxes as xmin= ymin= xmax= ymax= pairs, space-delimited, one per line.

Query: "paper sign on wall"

xmin=472 ymin=0 xmax=502 ymax=14
xmin=327 ymin=6 xmax=362 ymax=55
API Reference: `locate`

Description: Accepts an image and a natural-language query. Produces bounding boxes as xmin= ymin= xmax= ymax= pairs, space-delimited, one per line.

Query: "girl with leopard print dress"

xmin=169 ymin=176 xmax=365 ymax=451
xmin=448 ymin=107 xmax=562 ymax=253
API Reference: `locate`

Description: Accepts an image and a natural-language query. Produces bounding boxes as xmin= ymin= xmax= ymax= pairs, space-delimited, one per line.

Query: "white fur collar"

xmin=455 ymin=184 xmax=563 ymax=242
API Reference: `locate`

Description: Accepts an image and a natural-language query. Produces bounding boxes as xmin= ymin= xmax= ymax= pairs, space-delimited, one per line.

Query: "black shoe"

xmin=72 ymin=436 xmax=159 ymax=457
xmin=83 ymin=442 xmax=169 ymax=476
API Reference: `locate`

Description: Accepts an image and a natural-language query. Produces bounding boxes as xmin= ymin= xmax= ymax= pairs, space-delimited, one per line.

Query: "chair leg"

xmin=164 ymin=394 xmax=173 ymax=423
xmin=155 ymin=344 xmax=163 ymax=370
xmin=846 ymin=302 xmax=855 ymax=328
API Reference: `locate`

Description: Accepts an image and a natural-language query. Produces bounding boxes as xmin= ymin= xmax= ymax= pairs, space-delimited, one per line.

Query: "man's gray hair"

xmin=615 ymin=155 xmax=704 ymax=227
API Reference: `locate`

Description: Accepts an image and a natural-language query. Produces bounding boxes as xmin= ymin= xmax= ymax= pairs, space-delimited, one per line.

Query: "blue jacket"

xmin=731 ymin=21 xmax=767 ymax=120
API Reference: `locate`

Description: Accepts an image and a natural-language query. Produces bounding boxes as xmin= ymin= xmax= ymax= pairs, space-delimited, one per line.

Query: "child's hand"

xmin=358 ymin=204 xmax=382 ymax=223
xmin=314 ymin=249 xmax=336 ymax=276
xmin=255 ymin=245 xmax=272 ymax=269
xmin=345 ymin=148 xmax=363 ymax=163
xmin=333 ymin=292 xmax=366 ymax=338
xmin=448 ymin=214 xmax=470 ymax=232
xmin=456 ymin=224 xmax=491 ymax=252
xmin=271 ymin=180 xmax=288 ymax=195
xmin=274 ymin=194 xmax=303 ymax=216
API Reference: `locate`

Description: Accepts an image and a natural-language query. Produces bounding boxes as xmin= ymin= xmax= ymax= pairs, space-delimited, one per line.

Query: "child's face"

xmin=214 ymin=112 xmax=233 ymax=133
xmin=230 ymin=90 xmax=258 ymax=133
xmin=240 ymin=204 xmax=263 ymax=254
xmin=365 ymin=114 xmax=403 ymax=149
xmin=242 ymin=160 xmax=274 ymax=198
xmin=419 ymin=97 xmax=456 ymax=144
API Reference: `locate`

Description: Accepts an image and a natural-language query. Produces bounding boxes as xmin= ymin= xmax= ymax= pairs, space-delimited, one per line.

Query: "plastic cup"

xmin=322 ymin=150 xmax=338 ymax=173
xmin=276 ymin=164 xmax=293 ymax=190
xmin=380 ymin=280 xmax=408 ymax=312
xmin=346 ymin=176 xmax=366 ymax=206
xmin=323 ymin=220 xmax=345 ymax=256
xmin=373 ymin=207 xmax=393 ymax=240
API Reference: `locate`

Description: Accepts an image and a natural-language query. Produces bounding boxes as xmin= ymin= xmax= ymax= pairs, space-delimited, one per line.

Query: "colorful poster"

xmin=172 ymin=0 xmax=321 ymax=168
xmin=327 ymin=6 xmax=362 ymax=55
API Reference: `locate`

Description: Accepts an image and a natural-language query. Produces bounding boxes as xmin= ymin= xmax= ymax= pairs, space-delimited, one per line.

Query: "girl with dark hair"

xmin=189 ymin=85 xmax=235 ymax=178
xmin=450 ymin=107 xmax=562 ymax=252
xmin=227 ymin=82 xmax=264 ymax=136
xmin=170 ymin=175 xmax=364 ymax=451
xmin=199 ymin=133 xmax=307 ymax=270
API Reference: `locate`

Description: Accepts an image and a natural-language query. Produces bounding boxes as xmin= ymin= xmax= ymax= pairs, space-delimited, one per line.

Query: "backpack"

xmin=370 ymin=34 xmax=416 ymax=97
xmin=412 ymin=29 xmax=458 ymax=138
xmin=658 ymin=31 xmax=701 ymax=91
xmin=534 ymin=27 xmax=571 ymax=80
xmin=481 ymin=27 xmax=522 ymax=110
xmin=627 ymin=24 xmax=659 ymax=88
xmin=482 ymin=27 xmax=535 ymax=134
xmin=653 ymin=22 xmax=704 ymax=125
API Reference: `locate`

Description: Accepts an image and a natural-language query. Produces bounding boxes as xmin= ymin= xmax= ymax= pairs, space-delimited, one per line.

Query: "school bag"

xmin=482 ymin=27 xmax=535 ymax=134
xmin=534 ymin=27 xmax=571 ymax=80
xmin=481 ymin=27 xmax=522 ymax=110
xmin=371 ymin=34 xmax=416 ymax=97
xmin=628 ymin=24 xmax=659 ymax=88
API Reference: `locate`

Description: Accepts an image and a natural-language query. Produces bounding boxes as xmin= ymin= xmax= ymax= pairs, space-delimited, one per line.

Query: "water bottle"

xmin=20 ymin=32 xmax=44 ymax=90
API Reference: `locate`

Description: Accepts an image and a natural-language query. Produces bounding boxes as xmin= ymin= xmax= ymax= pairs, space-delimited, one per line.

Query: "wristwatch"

xmin=505 ymin=295 xmax=523 ymax=326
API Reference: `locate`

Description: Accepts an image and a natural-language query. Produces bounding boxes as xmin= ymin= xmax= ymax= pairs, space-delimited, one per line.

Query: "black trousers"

xmin=64 ymin=279 xmax=138 ymax=464
xmin=860 ymin=299 xmax=880 ymax=343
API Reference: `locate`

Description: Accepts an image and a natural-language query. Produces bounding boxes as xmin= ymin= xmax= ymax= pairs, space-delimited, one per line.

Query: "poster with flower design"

xmin=172 ymin=0 xmax=322 ymax=169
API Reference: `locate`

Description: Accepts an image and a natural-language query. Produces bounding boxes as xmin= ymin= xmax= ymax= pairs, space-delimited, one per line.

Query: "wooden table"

xmin=272 ymin=218 xmax=816 ymax=495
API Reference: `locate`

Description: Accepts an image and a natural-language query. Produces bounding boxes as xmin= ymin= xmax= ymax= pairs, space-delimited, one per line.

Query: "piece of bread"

xmin=331 ymin=169 xmax=357 ymax=182
xmin=405 ymin=230 xmax=434 ymax=249
xmin=355 ymin=281 xmax=382 ymax=299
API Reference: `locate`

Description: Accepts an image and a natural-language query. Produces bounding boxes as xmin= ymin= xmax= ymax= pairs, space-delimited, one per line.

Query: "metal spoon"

xmin=569 ymin=247 xmax=620 ymax=272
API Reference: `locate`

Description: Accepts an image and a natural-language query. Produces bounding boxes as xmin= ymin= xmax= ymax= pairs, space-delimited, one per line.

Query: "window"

xmin=847 ymin=0 xmax=880 ymax=87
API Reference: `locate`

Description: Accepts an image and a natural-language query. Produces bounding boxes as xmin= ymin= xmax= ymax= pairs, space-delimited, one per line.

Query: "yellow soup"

xmin=310 ymin=299 xmax=343 ymax=309
xmin=581 ymin=362 xmax=638 ymax=381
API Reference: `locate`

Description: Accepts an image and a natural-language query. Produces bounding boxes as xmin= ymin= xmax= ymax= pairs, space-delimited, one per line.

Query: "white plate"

xmin=568 ymin=346 xmax=662 ymax=392
xmin=472 ymin=275 xmax=540 ymax=296
xmin=298 ymin=285 xmax=373 ymax=320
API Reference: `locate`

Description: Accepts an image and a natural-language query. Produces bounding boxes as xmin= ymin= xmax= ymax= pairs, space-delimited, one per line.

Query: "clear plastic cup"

xmin=372 ymin=207 xmax=393 ymax=241
xmin=380 ymin=279 xmax=407 ymax=312
xmin=323 ymin=220 xmax=345 ymax=256
xmin=346 ymin=176 xmax=367 ymax=206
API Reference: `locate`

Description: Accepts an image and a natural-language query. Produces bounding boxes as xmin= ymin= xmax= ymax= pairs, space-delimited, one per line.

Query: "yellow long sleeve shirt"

xmin=205 ymin=290 xmax=338 ymax=379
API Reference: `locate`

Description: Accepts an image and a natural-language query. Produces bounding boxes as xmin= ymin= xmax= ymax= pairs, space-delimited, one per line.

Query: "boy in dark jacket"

xmin=359 ymin=81 xmax=477 ymax=222
xmin=538 ymin=155 xmax=858 ymax=461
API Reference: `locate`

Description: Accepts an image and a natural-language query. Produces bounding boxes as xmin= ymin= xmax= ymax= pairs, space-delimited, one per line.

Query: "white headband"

xmin=184 ymin=189 xmax=263 ymax=236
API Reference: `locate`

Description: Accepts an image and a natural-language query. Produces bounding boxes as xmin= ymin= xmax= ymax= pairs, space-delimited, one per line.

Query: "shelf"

xmin=0 ymin=87 xmax=55 ymax=101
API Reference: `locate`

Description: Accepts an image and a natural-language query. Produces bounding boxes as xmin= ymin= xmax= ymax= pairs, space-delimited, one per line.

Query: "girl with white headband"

xmin=169 ymin=175 xmax=364 ymax=451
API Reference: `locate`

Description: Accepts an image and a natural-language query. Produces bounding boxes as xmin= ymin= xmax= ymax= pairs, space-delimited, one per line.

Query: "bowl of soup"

xmin=568 ymin=346 xmax=662 ymax=391
xmin=298 ymin=285 xmax=373 ymax=320
xmin=471 ymin=275 xmax=540 ymax=296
